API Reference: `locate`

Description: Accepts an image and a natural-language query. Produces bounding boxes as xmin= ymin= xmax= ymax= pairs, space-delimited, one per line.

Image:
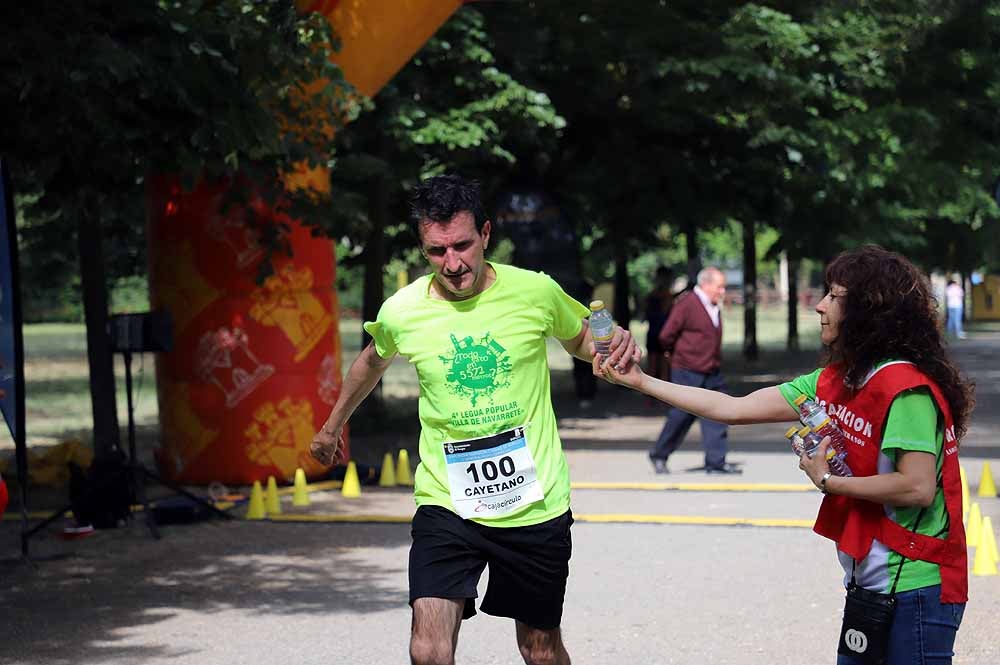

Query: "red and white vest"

xmin=814 ymin=361 xmax=967 ymax=603
xmin=0 ymin=471 xmax=7 ymax=520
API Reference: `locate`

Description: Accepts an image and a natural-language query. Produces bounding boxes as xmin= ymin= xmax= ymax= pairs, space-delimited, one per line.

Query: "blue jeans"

xmin=946 ymin=307 xmax=963 ymax=337
xmin=836 ymin=585 xmax=965 ymax=665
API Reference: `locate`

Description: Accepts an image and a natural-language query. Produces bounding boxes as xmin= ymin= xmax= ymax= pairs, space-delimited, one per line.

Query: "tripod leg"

xmin=133 ymin=463 xmax=160 ymax=539
xmin=142 ymin=469 xmax=233 ymax=520
xmin=123 ymin=350 xmax=160 ymax=539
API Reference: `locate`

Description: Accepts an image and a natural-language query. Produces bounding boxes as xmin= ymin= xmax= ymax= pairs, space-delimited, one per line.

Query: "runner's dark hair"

xmin=823 ymin=245 xmax=975 ymax=438
xmin=410 ymin=174 xmax=487 ymax=237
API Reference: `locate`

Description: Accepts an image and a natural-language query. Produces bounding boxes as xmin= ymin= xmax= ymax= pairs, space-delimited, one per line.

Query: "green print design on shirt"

xmin=439 ymin=332 xmax=513 ymax=406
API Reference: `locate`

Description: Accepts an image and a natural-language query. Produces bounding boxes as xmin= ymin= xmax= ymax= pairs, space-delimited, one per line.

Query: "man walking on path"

xmin=649 ymin=266 xmax=740 ymax=474
xmin=945 ymin=279 xmax=966 ymax=339
xmin=310 ymin=174 xmax=640 ymax=665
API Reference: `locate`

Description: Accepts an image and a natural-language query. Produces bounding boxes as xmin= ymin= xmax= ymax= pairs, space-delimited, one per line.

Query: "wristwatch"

xmin=819 ymin=471 xmax=832 ymax=494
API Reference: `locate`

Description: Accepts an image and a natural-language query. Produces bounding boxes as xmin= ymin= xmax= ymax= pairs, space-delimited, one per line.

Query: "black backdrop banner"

xmin=0 ymin=157 xmax=28 ymax=551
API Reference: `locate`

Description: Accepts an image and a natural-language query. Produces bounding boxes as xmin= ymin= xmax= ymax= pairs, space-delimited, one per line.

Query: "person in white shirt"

xmin=945 ymin=280 xmax=965 ymax=339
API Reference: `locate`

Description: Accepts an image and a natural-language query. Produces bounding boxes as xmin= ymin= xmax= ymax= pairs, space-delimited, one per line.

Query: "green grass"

xmin=0 ymin=303 xmax=818 ymax=451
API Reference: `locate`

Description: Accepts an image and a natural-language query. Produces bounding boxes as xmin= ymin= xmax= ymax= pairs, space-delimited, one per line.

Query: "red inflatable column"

xmin=147 ymin=177 xmax=346 ymax=484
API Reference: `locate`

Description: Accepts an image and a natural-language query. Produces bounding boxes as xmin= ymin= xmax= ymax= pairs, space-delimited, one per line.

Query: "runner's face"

xmin=816 ymin=283 xmax=847 ymax=346
xmin=420 ymin=212 xmax=491 ymax=300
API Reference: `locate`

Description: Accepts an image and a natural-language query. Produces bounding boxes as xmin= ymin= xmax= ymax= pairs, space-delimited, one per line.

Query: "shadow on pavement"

xmin=0 ymin=520 xmax=411 ymax=664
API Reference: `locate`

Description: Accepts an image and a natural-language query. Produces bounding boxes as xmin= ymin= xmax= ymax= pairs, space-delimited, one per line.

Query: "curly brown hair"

xmin=823 ymin=245 xmax=975 ymax=438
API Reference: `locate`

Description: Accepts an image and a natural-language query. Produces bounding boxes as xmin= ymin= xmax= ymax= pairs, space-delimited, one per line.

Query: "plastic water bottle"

xmin=589 ymin=300 xmax=614 ymax=356
xmin=793 ymin=395 xmax=847 ymax=457
xmin=813 ymin=417 xmax=848 ymax=457
xmin=785 ymin=426 xmax=805 ymax=457
xmin=799 ymin=426 xmax=853 ymax=477
xmin=793 ymin=394 xmax=827 ymax=428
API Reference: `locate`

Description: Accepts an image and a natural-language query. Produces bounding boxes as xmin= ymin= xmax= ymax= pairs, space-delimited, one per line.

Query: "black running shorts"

xmin=408 ymin=505 xmax=574 ymax=630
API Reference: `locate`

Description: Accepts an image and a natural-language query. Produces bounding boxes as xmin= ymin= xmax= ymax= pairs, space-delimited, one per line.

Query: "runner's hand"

xmin=605 ymin=326 xmax=642 ymax=372
xmin=310 ymin=426 xmax=345 ymax=466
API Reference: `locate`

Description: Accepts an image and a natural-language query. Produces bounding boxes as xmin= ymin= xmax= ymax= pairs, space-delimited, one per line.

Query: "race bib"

xmin=443 ymin=425 xmax=544 ymax=519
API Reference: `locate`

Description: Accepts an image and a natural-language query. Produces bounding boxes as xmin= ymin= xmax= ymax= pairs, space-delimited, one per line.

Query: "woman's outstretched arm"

xmin=595 ymin=357 xmax=796 ymax=425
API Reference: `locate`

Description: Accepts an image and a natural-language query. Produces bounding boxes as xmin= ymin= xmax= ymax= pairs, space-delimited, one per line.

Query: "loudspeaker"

xmin=109 ymin=311 xmax=173 ymax=353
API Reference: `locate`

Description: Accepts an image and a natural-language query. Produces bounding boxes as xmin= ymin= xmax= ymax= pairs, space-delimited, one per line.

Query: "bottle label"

xmin=803 ymin=410 xmax=829 ymax=430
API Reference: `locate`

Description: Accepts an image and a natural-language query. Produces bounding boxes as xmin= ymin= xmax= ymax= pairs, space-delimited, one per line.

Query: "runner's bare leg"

xmin=516 ymin=622 xmax=570 ymax=665
xmin=410 ymin=598 xmax=464 ymax=665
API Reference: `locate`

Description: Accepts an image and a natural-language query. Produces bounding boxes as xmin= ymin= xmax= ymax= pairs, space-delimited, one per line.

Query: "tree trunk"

xmin=77 ymin=209 xmax=120 ymax=458
xmin=613 ymin=236 xmax=631 ymax=330
xmin=786 ymin=254 xmax=800 ymax=352
xmin=359 ymin=132 xmax=389 ymax=401
xmin=684 ymin=219 xmax=699 ymax=287
xmin=360 ymin=178 xmax=387 ymax=352
xmin=742 ymin=219 xmax=758 ymax=361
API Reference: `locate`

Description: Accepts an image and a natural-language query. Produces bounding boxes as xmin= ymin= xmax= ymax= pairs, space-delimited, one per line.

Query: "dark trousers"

xmin=650 ymin=367 xmax=729 ymax=469
xmin=572 ymin=357 xmax=597 ymax=400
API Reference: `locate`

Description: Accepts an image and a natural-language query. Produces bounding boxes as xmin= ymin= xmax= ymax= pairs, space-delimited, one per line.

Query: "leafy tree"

xmin=2 ymin=0 xmax=348 ymax=455
xmin=323 ymin=6 xmax=563 ymax=349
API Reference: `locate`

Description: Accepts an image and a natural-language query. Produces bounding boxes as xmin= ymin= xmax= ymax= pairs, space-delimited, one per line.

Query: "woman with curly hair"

xmin=597 ymin=245 xmax=973 ymax=664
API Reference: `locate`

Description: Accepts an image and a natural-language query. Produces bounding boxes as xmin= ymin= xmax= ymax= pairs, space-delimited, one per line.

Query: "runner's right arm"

xmin=310 ymin=342 xmax=396 ymax=466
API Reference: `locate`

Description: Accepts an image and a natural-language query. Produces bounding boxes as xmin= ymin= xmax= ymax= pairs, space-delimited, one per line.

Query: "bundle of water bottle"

xmin=784 ymin=395 xmax=854 ymax=477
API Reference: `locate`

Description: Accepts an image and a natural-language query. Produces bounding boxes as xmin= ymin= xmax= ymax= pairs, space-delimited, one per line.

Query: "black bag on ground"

xmin=68 ymin=451 xmax=135 ymax=529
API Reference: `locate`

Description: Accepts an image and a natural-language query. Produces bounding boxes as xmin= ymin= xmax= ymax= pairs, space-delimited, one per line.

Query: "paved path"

xmin=2 ymin=333 xmax=1000 ymax=664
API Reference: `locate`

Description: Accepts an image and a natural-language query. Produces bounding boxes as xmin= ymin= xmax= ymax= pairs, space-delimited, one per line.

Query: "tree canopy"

xmin=2 ymin=0 xmax=349 ymax=451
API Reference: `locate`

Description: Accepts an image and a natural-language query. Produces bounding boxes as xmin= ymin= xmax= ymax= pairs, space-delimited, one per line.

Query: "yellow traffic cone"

xmin=379 ymin=452 xmax=397 ymax=487
xmin=960 ymin=466 xmax=970 ymax=524
xmin=967 ymin=503 xmax=982 ymax=547
xmin=266 ymin=476 xmax=282 ymax=515
xmin=246 ymin=480 xmax=265 ymax=520
xmin=972 ymin=517 xmax=998 ymax=576
xmin=983 ymin=516 xmax=999 ymax=564
xmin=977 ymin=462 xmax=997 ymax=498
xmin=396 ymin=449 xmax=413 ymax=486
xmin=293 ymin=468 xmax=310 ymax=507
xmin=342 ymin=461 xmax=361 ymax=498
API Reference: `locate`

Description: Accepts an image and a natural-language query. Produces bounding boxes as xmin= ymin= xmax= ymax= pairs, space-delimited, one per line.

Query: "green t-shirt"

xmin=778 ymin=365 xmax=947 ymax=593
xmin=364 ymin=262 xmax=590 ymax=527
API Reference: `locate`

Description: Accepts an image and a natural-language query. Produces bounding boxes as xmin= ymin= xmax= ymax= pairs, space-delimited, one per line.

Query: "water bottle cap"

xmin=818 ymin=417 xmax=832 ymax=428
xmin=797 ymin=426 xmax=811 ymax=437
xmin=793 ymin=395 xmax=807 ymax=406
xmin=785 ymin=426 xmax=799 ymax=438
xmin=589 ymin=300 xmax=606 ymax=312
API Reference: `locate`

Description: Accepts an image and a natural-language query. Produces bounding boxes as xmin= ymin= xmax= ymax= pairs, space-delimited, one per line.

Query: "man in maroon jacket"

xmin=650 ymin=267 xmax=741 ymax=474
